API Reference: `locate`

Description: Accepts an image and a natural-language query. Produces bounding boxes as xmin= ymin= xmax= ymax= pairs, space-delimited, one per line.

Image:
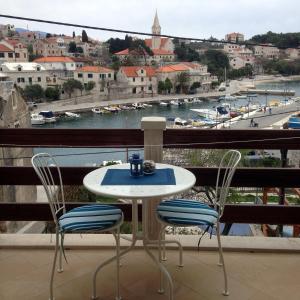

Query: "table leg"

xmin=142 ymin=199 xmax=174 ymax=300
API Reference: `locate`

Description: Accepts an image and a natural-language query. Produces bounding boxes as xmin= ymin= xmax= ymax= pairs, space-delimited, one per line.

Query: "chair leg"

xmin=158 ymin=226 xmax=165 ymax=294
xmin=216 ymin=222 xmax=229 ymax=296
xmin=58 ymin=232 xmax=64 ymax=273
xmin=49 ymin=228 xmax=59 ymax=300
xmin=114 ymin=228 xmax=121 ymax=300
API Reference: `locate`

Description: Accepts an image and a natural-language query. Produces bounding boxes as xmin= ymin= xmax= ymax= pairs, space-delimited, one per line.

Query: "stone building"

xmin=0 ymin=39 xmax=28 ymax=63
xmin=0 ymin=80 xmax=36 ymax=233
xmin=74 ymin=65 xmax=114 ymax=96
xmin=113 ymin=66 xmax=157 ymax=97
xmin=253 ymin=44 xmax=280 ymax=59
xmin=225 ymin=32 xmax=244 ymax=43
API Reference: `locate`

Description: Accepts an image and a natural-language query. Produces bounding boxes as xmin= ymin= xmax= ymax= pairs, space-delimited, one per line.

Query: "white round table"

xmin=83 ymin=163 xmax=196 ymax=199
xmin=83 ymin=163 xmax=196 ymax=300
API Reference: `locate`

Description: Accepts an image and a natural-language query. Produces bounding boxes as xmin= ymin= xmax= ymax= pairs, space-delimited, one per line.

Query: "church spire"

xmin=152 ymin=10 xmax=161 ymax=35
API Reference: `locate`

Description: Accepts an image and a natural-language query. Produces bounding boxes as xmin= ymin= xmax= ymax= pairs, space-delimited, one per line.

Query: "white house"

xmin=0 ymin=39 xmax=28 ymax=63
xmin=34 ymin=56 xmax=76 ymax=78
xmin=0 ymin=62 xmax=48 ymax=89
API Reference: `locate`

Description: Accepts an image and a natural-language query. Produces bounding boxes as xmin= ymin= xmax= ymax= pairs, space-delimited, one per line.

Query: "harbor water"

xmin=36 ymin=80 xmax=300 ymax=166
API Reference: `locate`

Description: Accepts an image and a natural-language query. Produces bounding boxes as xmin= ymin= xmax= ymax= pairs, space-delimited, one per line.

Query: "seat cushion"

xmin=157 ymin=199 xmax=218 ymax=227
xmin=59 ymin=204 xmax=122 ymax=232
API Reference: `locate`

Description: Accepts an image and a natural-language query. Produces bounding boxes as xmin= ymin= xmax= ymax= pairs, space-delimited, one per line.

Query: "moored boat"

xmin=174 ymin=117 xmax=188 ymax=126
xmin=38 ymin=111 xmax=56 ymax=123
xmin=65 ymin=112 xmax=80 ymax=119
xmin=288 ymin=112 xmax=300 ymax=129
xmin=92 ymin=108 xmax=104 ymax=114
xmin=31 ymin=113 xmax=45 ymax=125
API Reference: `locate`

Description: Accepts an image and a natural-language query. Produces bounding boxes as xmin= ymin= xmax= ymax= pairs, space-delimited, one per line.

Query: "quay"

xmin=241 ymin=89 xmax=295 ymax=96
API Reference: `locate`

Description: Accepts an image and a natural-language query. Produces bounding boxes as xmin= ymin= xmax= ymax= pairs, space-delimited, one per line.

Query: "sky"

xmin=0 ymin=0 xmax=299 ymax=42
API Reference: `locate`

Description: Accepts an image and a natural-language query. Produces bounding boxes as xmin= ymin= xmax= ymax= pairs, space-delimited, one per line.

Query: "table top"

xmin=83 ymin=163 xmax=196 ymax=199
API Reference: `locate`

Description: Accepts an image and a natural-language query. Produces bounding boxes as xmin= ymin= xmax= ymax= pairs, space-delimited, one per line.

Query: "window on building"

xmin=21 ymin=78 xmax=25 ymax=82
xmin=132 ymin=87 xmax=136 ymax=94
xmin=37 ymin=66 xmax=41 ymax=71
xmin=8 ymin=53 xmax=13 ymax=58
xmin=88 ymin=73 xmax=93 ymax=78
xmin=148 ymin=86 xmax=152 ymax=91
xmin=37 ymin=77 xmax=41 ymax=82
xmin=141 ymin=77 xmax=144 ymax=82
xmin=133 ymin=77 xmax=135 ymax=82
xmin=18 ymin=66 xmax=22 ymax=71
xmin=29 ymin=77 xmax=32 ymax=84
xmin=141 ymin=69 xmax=144 ymax=73
xmin=0 ymin=53 xmax=4 ymax=58
xmin=108 ymin=73 xmax=111 ymax=78
xmin=24 ymin=53 xmax=26 ymax=58
xmin=141 ymin=87 xmax=144 ymax=91
xmin=15 ymin=53 xmax=20 ymax=58
xmin=149 ymin=77 xmax=152 ymax=81
xmin=78 ymin=73 xmax=83 ymax=78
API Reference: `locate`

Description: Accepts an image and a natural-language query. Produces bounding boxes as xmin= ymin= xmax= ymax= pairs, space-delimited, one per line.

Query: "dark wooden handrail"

xmin=1 ymin=128 xmax=300 ymax=149
xmin=1 ymin=166 xmax=300 ymax=187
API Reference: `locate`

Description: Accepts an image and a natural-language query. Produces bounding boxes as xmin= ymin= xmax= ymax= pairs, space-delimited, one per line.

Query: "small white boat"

xmin=175 ymin=117 xmax=188 ymax=126
xmin=142 ymin=103 xmax=153 ymax=107
xmin=132 ymin=103 xmax=144 ymax=109
xmin=159 ymin=101 xmax=169 ymax=106
xmin=193 ymin=97 xmax=202 ymax=103
xmin=170 ymin=100 xmax=179 ymax=106
xmin=92 ymin=108 xmax=104 ymax=114
xmin=65 ymin=112 xmax=80 ymax=119
xmin=38 ymin=111 xmax=56 ymax=123
xmin=235 ymin=95 xmax=247 ymax=99
xmin=119 ymin=105 xmax=133 ymax=110
xmin=31 ymin=113 xmax=45 ymax=125
xmin=104 ymin=106 xmax=120 ymax=113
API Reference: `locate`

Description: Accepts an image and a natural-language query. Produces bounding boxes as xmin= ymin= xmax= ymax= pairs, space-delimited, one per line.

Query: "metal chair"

xmin=31 ymin=153 xmax=123 ymax=300
xmin=157 ymin=150 xmax=241 ymax=296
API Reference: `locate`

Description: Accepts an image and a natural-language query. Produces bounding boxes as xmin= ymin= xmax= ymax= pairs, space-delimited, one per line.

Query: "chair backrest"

xmin=214 ymin=150 xmax=241 ymax=217
xmin=31 ymin=153 xmax=65 ymax=225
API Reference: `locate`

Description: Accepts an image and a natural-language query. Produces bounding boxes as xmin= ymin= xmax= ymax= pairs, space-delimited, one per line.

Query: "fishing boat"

xmin=132 ymin=103 xmax=144 ymax=109
xmin=159 ymin=101 xmax=169 ymax=106
xmin=92 ymin=108 xmax=104 ymax=114
xmin=174 ymin=117 xmax=188 ymax=126
xmin=31 ymin=113 xmax=45 ymax=125
xmin=192 ymin=97 xmax=202 ymax=103
xmin=288 ymin=112 xmax=300 ymax=129
xmin=104 ymin=106 xmax=120 ymax=113
xmin=170 ymin=100 xmax=180 ymax=106
xmin=65 ymin=112 xmax=80 ymax=119
xmin=142 ymin=103 xmax=152 ymax=107
xmin=191 ymin=106 xmax=230 ymax=121
xmin=38 ymin=111 xmax=56 ymax=123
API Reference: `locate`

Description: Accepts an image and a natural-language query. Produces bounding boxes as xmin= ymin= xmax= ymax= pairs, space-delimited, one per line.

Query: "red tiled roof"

xmin=115 ymin=49 xmax=129 ymax=55
xmin=70 ymin=57 xmax=93 ymax=63
xmin=0 ymin=44 xmax=13 ymax=52
xmin=144 ymin=39 xmax=152 ymax=48
xmin=5 ymin=39 xmax=25 ymax=48
xmin=156 ymin=63 xmax=191 ymax=73
xmin=34 ymin=56 xmax=74 ymax=63
xmin=152 ymin=49 xmax=174 ymax=55
xmin=76 ymin=66 xmax=113 ymax=73
xmin=120 ymin=66 xmax=156 ymax=77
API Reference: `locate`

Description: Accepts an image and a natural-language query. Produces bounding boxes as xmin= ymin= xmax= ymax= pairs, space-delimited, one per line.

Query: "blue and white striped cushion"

xmin=157 ymin=199 xmax=218 ymax=227
xmin=59 ymin=204 xmax=122 ymax=232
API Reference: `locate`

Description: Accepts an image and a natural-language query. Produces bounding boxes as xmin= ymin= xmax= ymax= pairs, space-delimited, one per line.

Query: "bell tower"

xmin=151 ymin=10 xmax=161 ymax=49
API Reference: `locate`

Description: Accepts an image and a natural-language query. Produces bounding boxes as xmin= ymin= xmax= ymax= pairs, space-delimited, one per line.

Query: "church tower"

xmin=151 ymin=10 xmax=161 ymax=49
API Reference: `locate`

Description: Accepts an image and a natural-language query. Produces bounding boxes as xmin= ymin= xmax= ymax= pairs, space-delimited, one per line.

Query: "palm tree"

xmin=176 ymin=72 xmax=190 ymax=94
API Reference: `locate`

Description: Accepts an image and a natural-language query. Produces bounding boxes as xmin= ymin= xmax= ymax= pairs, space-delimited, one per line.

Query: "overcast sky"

xmin=1 ymin=0 xmax=299 ymax=41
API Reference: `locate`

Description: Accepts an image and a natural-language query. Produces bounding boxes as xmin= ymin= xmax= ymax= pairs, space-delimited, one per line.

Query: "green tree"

xmin=63 ymin=79 xmax=83 ymax=98
xmin=45 ymin=87 xmax=60 ymax=101
xmin=85 ymin=81 xmax=96 ymax=91
xmin=23 ymin=84 xmax=44 ymax=101
xmin=158 ymin=81 xmax=165 ymax=94
xmin=164 ymin=78 xmax=173 ymax=93
xmin=76 ymin=46 xmax=83 ymax=53
xmin=190 ymin=81 xmax=201 ymax=91
xmin=68 ymin=41 xmax=77 ymax=53
xmin=82 ymin=30 xmax=88 ymax=43
xmin=176 ymin=72 xmax=190 ymax=93
xmin=72 ymin=31 xmax=75 ymax=38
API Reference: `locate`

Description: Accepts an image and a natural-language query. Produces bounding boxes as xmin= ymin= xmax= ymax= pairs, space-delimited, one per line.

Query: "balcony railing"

xmin=1 ymin=127 xmax=300 ymax=226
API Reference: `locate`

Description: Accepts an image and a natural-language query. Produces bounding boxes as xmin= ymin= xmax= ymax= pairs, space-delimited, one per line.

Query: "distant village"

xmin=1 ymin=12 xmax=299 ymax=105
